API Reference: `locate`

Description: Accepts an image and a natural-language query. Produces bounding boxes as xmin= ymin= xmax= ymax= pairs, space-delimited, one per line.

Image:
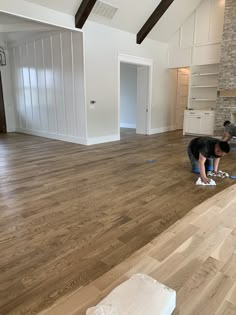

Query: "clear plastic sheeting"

xmin=86 ymin=274 xmax=176 ymax=315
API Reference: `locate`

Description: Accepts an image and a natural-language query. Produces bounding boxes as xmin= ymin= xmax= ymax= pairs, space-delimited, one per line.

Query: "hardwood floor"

xmin=0 ymin=130 xmax=236 ymax=314
xmin=41 ymin=183 xmax=236 ymax=315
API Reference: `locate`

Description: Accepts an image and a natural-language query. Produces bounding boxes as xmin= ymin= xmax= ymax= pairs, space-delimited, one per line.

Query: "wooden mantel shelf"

xmin=218 ymin=89 xmax=236 ymax=97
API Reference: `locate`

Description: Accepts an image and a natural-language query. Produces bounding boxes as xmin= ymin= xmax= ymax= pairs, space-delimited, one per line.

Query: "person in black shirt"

xmin=187 ymin=137 xmax=230 ymax=184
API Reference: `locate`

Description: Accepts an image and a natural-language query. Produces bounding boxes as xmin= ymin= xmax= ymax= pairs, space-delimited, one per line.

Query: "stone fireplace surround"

xmin=214 ymin=0 xmax=236 ymax=135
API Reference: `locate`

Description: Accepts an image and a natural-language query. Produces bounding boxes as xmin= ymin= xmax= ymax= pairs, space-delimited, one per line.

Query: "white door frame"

xmin=118 ymin=53 xmax=153 ymax=135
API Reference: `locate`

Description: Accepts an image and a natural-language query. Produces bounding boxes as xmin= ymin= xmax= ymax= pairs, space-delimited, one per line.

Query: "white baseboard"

xmin=7 ymin=128 xmax=16 ymax=132
xmin=16 ymin=127 xmax=178 ymax=145
xmin=148 ymin=125 xmax=176 ymax=135
xmin=86 ymin=134 xmax=120 ymax=145
xmin=15 ymin=128 xmax=87 ymax=145
xmin=16 ymin=128 xmax=121 ymax=146
xmin=120 ymin=123 xmax=136 ymax=129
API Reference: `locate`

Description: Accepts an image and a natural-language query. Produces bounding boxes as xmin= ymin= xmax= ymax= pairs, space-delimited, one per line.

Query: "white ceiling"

xmin=23 ymin=0 xmax=204 ymax=42
xmin=0 ymin=0 xmax=204 ymax=44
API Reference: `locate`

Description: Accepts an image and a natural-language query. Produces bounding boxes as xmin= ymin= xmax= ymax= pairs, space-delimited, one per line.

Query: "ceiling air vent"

xmin=91 ymin=1 xmax=118 ymax=20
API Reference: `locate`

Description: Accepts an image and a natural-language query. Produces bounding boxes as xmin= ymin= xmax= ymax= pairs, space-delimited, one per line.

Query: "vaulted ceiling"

xmin=0 ymin=0 xmax=204 ymax=44
xmin=24 ymin=0 xmax=204 ymax=42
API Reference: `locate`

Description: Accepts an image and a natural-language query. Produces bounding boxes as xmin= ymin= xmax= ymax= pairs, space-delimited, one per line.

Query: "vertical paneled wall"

xmin=12 ymin=30 xmax=87 ymax=144
xmin=168 ymin=0 xmax=225 ymax=67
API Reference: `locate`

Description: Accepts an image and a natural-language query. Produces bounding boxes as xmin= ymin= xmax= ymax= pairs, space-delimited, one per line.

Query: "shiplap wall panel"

xmin=61 ymin=32 xmax=75 ymax=137
xmin=52 ymin=33 xmax=66 ymax=136
xmin=11 ymin=31 xmax=86 ymax=144
xmin=35 ymin=39 xmax=48 ymax=131
xmin=28 ymin=42 xmax=41 ymax=131
xmin=44 ymin=37 xmax=57 ymax=134
xmin=72 ymin=31 xmax=86 ymax=139
xmin=11 ymin=50 xmax=18 ymax=128
xmin=18 ymin=47 xmax=27 ymax=129
xmin=22 ymin=45 xmax=33 ymax=129
xmin=14 ymin=47 xmax=23 ymax=128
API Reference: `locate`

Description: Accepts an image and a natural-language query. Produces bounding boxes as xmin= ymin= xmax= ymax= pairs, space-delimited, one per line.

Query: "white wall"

xmin=120 ymin=62 xmax=137 ymax=129
xmin=168 ymin=0 xmax=225 ymax=67
xmin=83 ymin=21 xmax=175 ymax=142
xmin=10 ymin=30 xmax=87 ymax=144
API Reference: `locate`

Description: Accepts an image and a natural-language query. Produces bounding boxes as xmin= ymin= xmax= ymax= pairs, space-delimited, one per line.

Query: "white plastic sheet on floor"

xmin=86 ymin=273 xmax=176 ymax=315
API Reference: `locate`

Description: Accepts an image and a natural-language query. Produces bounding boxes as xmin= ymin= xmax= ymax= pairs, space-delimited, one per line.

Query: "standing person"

xmin=187 ymin=137 xmax=230 ymax=184
xmin=222 ymin=120 xmax=236 ymax=142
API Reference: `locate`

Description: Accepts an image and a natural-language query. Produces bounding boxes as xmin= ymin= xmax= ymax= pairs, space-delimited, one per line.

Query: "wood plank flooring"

xmin=0 ymin=130 xmax=236 ymax=314
xmin=41 ymin=183 xmax=236 ymax=315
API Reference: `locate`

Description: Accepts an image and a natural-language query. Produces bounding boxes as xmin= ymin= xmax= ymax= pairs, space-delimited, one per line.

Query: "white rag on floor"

xmin=207 ymin=170 xmax=229 ymax=178
xmin=196 ymin=177 xmax=216 ymax=186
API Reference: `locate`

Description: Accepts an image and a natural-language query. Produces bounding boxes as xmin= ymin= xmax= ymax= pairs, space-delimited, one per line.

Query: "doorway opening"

xmin=118 ymin=54 xmax=152 ymax=137
xmin=0 ymin=71 xmax=7 ymax=133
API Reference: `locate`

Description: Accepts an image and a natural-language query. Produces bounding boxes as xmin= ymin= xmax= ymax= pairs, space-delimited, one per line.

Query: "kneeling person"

xmin=187 ymin=137 xmax=230 ymax=184
xmin=223 ymin=120 xmax=236 ymax=142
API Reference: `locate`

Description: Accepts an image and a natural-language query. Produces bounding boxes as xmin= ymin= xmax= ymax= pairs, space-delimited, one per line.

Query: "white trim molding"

xmin=118 ymin=53 xmax=153 ymax=67
xmin=118 ymin=53 xmax=153 ymax=136
xmin=86 ymin=134 xmax=120 ymax=145
xmin=16 ymin=128 xmax=87 ymax=145
xmin=148 ymin=125 xmax=176 ymax=135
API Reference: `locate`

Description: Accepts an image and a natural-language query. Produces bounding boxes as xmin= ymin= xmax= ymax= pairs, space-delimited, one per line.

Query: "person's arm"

xmin=213 ymin=158 xmax=220 ymax=173
xmin=199 ymin=153 xmax=210 ymax=184
xmin=222 ymin=131 xmax=232 ymax=142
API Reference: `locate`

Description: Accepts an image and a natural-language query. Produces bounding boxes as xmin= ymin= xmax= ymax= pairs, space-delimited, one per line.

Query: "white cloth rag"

xmin=86 ymin=274 xmax=176 ymax=315
xmin=196 ymin=177 xmax=216 ymax=186
xmin=207 ymin=170 xmax=229 ymax=178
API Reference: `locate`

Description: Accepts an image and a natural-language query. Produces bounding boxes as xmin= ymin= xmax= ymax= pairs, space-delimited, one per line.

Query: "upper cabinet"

xmin=168 ymin=0 xmax=225 ymax=68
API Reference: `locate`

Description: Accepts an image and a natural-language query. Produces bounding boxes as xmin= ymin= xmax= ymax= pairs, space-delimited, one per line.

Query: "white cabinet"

xmin=183 ymin=110 xmax=215 ymax=136
xmin=184 ymin=112 xmax=201 ymax=134
xmin=188 ymin=64 xmax=219 ymax=111
xmin=183 ymin=63 xmax=217 ymax=136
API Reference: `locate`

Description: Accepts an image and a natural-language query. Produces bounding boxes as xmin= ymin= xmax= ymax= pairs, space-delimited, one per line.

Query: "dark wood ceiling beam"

xmin=137 ymin=0 xmax=175 ymax=44
xmin=75 ymin=0 xmax=97 ymax=29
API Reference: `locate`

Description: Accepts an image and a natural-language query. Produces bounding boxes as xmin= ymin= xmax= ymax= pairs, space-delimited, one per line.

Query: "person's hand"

xmin=201 ymin=177 xmax=211 ymax=184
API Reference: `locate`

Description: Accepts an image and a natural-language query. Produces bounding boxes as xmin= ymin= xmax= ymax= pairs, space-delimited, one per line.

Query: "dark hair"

xmin=223 ymin=120 xmax=231 ymax=127
xmin=219 ymin=141 xmax=230 ymax=153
